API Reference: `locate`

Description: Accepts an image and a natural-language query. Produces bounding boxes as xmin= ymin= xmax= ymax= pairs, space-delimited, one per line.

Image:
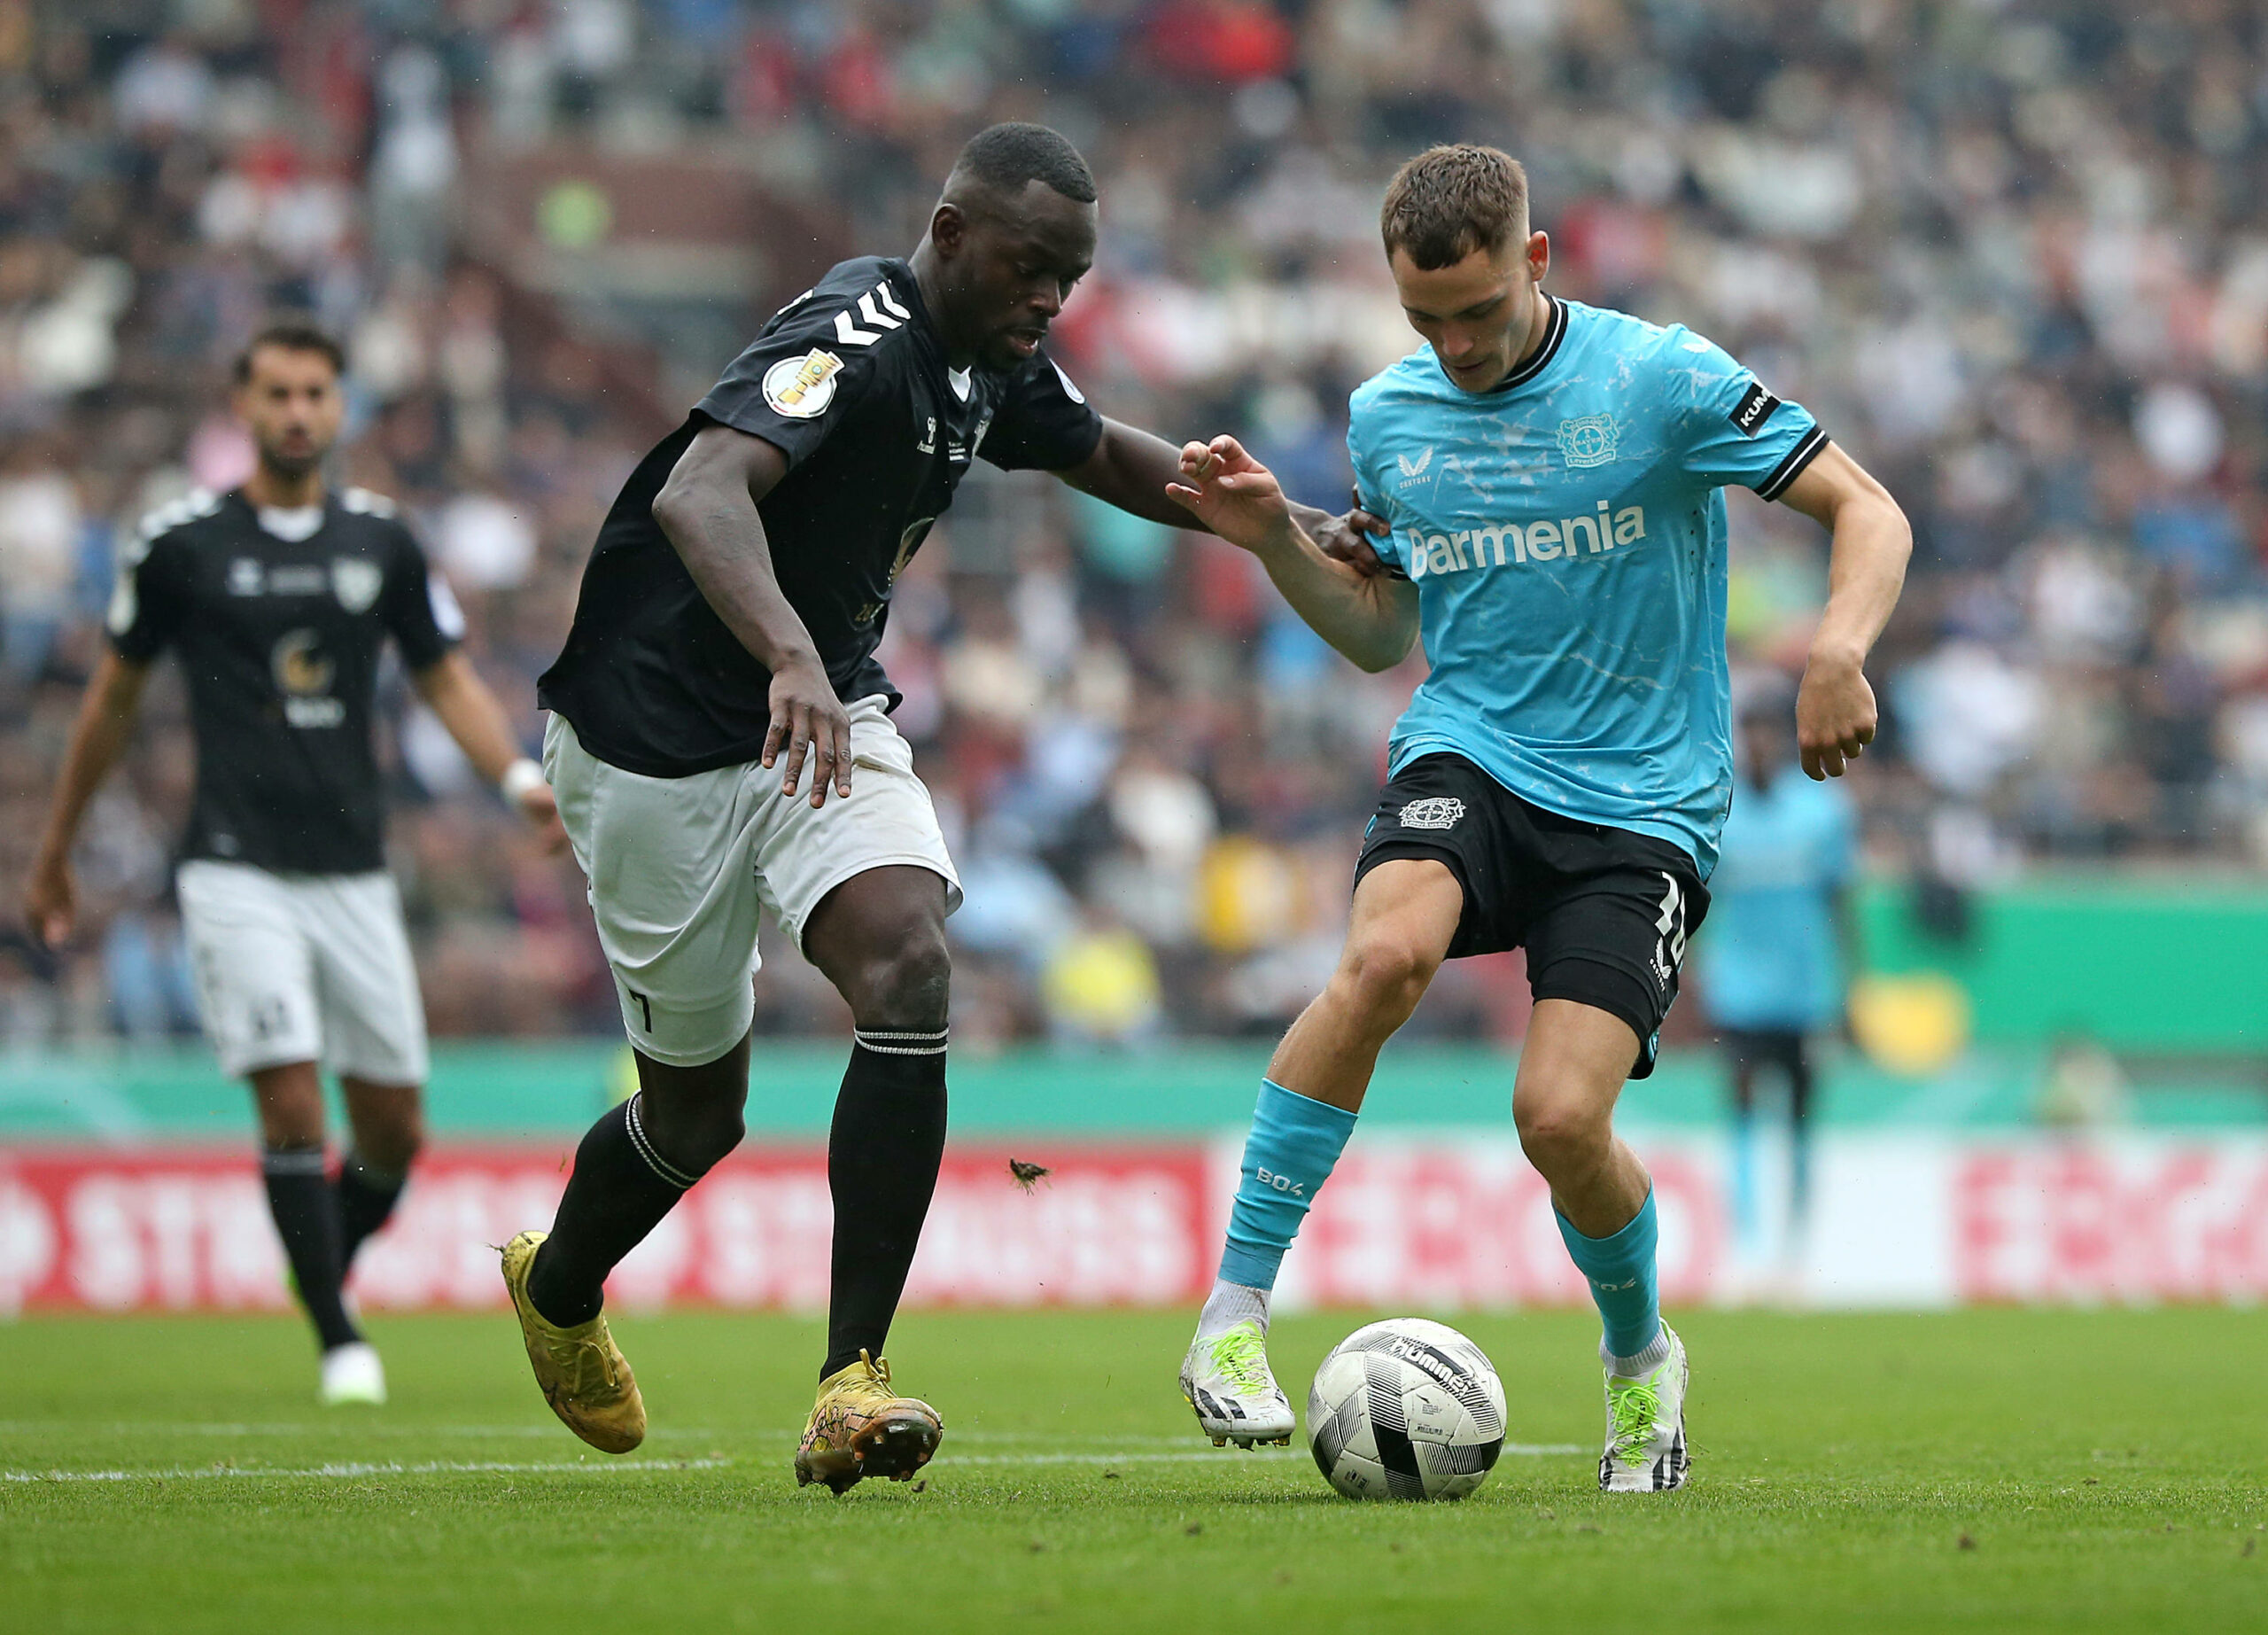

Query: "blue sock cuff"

xmin=1554 ymin=1190 xmax=1661 ymax=1360
xmin=1217 ymin=1079 xmax=1358 ymax=1290
xmin=1554 ymin=1188 xmax=1658 ymax=1264
xmin=1256 ymin=1078 xmax=1359 ymax=1139
xmin=1216 ymin=1242 xmax=1286 ymax=1289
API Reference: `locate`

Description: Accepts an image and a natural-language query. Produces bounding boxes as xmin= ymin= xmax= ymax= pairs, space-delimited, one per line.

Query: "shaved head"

xmin=942 ymin=122 xmax=1098 ymax=217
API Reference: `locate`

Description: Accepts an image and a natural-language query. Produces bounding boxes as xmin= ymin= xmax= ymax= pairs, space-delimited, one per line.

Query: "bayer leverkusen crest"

xmin=1556 ymin=414 xmax=1619 ymax=469
xmin=1397 ymin=797 xmax=1465 ymax=831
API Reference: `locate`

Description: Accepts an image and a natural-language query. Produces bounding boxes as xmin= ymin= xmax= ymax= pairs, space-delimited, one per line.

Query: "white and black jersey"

xmin=108 ymin=487 xmax=463 ymax=874
xmin=538 ymin=255 xmax=1105 ymax=778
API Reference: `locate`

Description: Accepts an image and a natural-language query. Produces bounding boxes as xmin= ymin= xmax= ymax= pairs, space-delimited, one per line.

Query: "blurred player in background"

xmin=23 ymin=322 xmax=563 ymax=1405
xmin=500 ymin=123 xmax=1372 ymax=1492
xmin=1167 ymin=144 xmax=1909 ymax=1491
xmin=1699 ymin=693 xmax=1860 ymax=1273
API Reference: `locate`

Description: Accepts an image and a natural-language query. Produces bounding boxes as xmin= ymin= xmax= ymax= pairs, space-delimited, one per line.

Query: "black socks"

xmin=823 ymin=1031 xmax=949 ymax=1378
xmin=523 ymin=1030 xmax=948 ymax=1370
xmin=335 ymin=1153 xmax=407 ymax=1271
xmin=527 ymin=1095 xmax=703 ymax=1327
xmin=261 ymin=1146 xmax=361 ymax=1351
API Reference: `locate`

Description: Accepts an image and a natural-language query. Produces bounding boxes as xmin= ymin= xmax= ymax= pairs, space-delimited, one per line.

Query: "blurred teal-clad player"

xmin=1164 ymin=144 xmax=1910 ymax=1492
xmin=1700 ymin=697 xmax=1860 ymax=1262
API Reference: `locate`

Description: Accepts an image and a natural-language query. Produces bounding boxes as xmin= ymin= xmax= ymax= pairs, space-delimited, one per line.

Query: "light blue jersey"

xmin=1699 ymin=767 xmax=1856 ymax=1030
xmin=1349 ymin=296 xmax=1827 ymax=875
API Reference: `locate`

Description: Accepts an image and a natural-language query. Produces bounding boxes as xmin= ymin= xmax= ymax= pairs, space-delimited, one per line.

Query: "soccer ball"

xmin=1307 ymin=1318 xmax=1506 ymax=1501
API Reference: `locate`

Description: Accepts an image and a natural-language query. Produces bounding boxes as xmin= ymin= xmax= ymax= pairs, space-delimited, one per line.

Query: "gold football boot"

xmin=499 ymin=1230 xmax=647 ymax=1454
xmin=794 ymin=1350 xmax=943 ymax=1494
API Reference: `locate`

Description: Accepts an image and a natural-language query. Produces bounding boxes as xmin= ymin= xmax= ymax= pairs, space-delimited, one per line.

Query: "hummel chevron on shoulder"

xmin=835 ymin=283 xmax=915 ymax=347
xmin=133 ymin=488 xmax=222 ymax=546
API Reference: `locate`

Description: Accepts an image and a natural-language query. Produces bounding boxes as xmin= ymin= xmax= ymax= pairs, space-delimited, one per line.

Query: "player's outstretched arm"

xmin=26 ymin=650 xmax=151 ymax=946
xmin=653 ymin=424 xmax=851 ymax=807
xmin=412 ymin=652 xmax=569 ymax=852
xmin=1776 ymin=443 xmax=1913 ymax=780
xmin=1060 ymin=418 xmax=1390 ymax=564
xmin=1167 ymin=435 xmax=1419 ymax=674
xmin=1060 ymin=419 xmax=1209 ymax=530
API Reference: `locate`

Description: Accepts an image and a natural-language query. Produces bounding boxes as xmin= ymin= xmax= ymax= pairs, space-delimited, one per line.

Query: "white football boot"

xmin=1598 ymin=1323 xmax=1689 ymax=1492
xmin=319 ymin=1341 xmax=387 ymax=1406
xmin=1179 ymin=1320 xmax=1294 ymax=1448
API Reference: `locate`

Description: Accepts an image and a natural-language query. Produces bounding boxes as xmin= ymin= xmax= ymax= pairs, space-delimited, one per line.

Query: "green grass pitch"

xmin=4 ymin=1307 xmax=2263 ymax=1631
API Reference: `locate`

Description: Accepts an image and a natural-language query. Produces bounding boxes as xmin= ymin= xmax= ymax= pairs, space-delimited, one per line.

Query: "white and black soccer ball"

xmin=1307 ymin=1318 xmax=1506 ymax=1501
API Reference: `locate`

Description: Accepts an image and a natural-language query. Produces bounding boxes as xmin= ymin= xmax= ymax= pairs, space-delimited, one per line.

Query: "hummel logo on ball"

xmin=1398 ymin=797 xmax=1465 ymax=830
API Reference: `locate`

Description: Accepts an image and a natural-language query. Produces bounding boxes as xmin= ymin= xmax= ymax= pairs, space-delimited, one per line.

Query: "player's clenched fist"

xmin=1166 ymin=435 xmax=1294 ymax=552
xmin=23 ymin=850 xmax=74 ymax=948
xmin=1794 ymin=654 xmax=1877 ymax=780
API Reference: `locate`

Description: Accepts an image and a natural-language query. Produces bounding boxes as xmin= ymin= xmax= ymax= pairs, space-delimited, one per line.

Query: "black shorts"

xmin=1354 ymin=753 xmax=1708 ymax=1078
xmin=1720 ymin=1027 xmax=1814 ymax=1120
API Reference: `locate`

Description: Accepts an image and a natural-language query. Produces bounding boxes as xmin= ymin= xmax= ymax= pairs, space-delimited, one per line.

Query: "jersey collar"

xmin=890 ymin=260 xmax=1000 ymax=405
xmin=888 ymin=259 xmax=949 ymax=369
xmin=229 ymin=487 xmax=332 ymax=541
xmin=1487 ymin=292 xmax=1568 ymax=394
xmin=255 ymin=502 xmax=325 ymax=541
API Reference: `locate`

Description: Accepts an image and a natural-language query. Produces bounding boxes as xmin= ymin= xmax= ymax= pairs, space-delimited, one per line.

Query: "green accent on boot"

xmin=1606 ymin=1373 xmax=1666 ymax=1464
xmin=1206 ymin=1322 xmax=1275 ymax=1396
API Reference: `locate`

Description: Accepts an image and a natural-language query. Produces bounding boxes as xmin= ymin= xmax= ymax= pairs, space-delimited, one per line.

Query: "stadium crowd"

xmin=1 ymin=0 xmax=2265 ymax=1049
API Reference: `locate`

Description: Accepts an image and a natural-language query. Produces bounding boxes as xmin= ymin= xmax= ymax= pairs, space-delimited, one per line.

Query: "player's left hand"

xmin=1303 ymin=494 xmax=1391 ymax=578
xmin=1166 ymin=436 xmax=1293 ymax=552
xmin=1796 ymin=653 xmax=1877 ymax=779
xmin=515 ymin=783 xmax=571 ymax=854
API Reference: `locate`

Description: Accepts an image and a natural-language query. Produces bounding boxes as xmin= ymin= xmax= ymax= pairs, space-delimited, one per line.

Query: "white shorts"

xmin=545 ymin=700 xmax=960 ymax=1069
xmin=175 ymin=860 xmax=430 ymax=1084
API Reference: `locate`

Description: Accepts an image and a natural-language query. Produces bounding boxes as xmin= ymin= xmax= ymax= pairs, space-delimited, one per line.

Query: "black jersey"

xmin=107 ymin=487 xmax=462 ymax=874
xmin=538 ymin=255 xmax=1105 ymax=778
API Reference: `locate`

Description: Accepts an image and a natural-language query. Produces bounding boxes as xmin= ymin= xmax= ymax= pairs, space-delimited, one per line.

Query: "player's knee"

xmin=647 ymin=1096 xmax=744 ymax=1172
xmin=361 ymin=1108 xmax=423 ymax=1174
xmin=845 ymin=924 xmax=951 ymax=1032
xmin=692 ymin=1105 xmax=747 ymax=1168
xmin=1514 ymin=1093 xmax=1612 ymax=1180
xmin=252 ymin=1065 xmax=327 ymax=1147
xmin=1334 ymin=932 xmax=1439 ymax=1031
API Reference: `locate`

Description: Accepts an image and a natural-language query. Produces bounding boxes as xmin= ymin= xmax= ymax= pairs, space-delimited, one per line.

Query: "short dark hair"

xmin=232 ymin=319 xmax=346 ymax=385
xmin=950 ymin=122 xmax=1098 ymax=206
xmin=1379 ymin=145 xmax=1530 ymax=270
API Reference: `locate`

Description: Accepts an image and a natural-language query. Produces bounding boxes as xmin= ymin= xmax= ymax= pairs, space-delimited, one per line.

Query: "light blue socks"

xmin=1555 ymin=1188 xmax=1664 ymax=1366
xmin=1216 ymin=1078 xmax=1359 ymax=1292
xmin=1732 ymin=1108 xmax=1759 ymax=1251
xmin=1211 ymin=1078 xmax=1661 ymax=1369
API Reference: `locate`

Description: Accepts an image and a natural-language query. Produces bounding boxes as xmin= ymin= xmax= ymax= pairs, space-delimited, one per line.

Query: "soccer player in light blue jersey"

xmin=1167 ymin=145 xmax=1910 ymax=1491
xmin=1702 ymin=697 xmax=1860 ymax=1266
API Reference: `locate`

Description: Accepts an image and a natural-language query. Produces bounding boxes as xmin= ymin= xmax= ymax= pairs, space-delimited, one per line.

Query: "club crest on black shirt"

xmin=110 ymin=487 xmax=462 ymax=874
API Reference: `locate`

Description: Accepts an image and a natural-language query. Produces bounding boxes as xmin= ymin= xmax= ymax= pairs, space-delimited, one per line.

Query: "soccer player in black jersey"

xmin=26 ymin=322 xmax=564 ymax=1405
xmin=502 ymin=123 xmax=1378 ymax=1490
